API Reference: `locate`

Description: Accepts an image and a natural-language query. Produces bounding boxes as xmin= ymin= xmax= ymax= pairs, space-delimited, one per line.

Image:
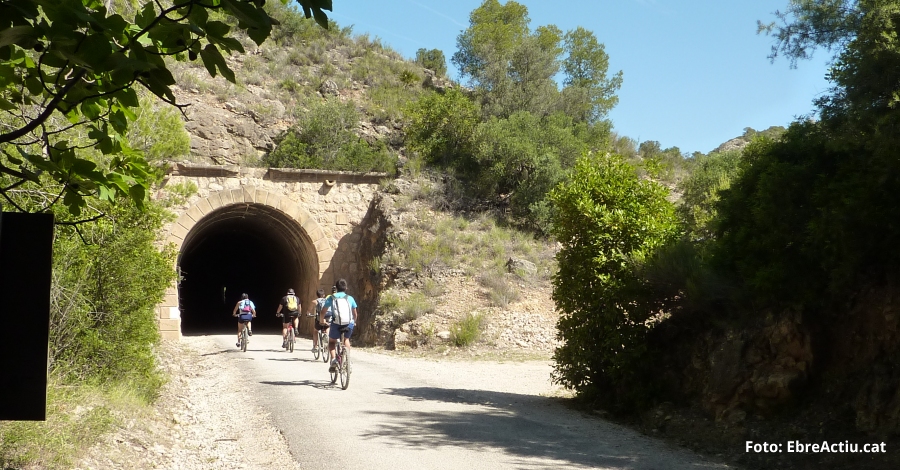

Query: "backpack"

xmin=241 ymin=299 xmax=252 ymax=312
xmin=315 ymin=298 xmax=326 ymax=314
xmin=286 ymin=295 xmax=298 ymax=312
xmin=331 ymin=295 xmax=353 ymax=325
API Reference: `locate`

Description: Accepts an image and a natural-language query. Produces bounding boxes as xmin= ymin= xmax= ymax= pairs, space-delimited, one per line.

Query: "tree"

xmin=560 ymin=27 xmax=622 ymax=123
xmin=759 ymin=0 xmax=861 ymax=66
xmin=0 ymin=0 xmax=332 ymax=216
xmin=404 ymin=89 xmax=480 ymax=169
xmin=414 ymin=48 xmax=447 ymax=77
xmin=452 ymin=0 xmax=530 ymax=83
xmin=452 ymin=0 xmax=620 ymax=123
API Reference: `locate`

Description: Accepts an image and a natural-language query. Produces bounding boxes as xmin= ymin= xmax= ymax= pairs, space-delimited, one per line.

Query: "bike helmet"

xmin=287 ymin=288 xmax=295 ymax=295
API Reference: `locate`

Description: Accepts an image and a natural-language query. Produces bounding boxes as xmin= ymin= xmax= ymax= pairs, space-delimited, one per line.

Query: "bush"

xmin=378 ymin=290 xmax=400 ymax=312
xmin=549 ymin=152 xmax=679 ymax=408
xmin=450 ymin=312 xmax=485 ymax=347
xmin=50 ymin=201 xmax=176 ymax=393
xmin=263 ymin=99 xmax=396 ymax=173
xmin=479 ymin=274 xmax=519 ymax=308
xmin=399 ymin=292 xmax=434 ymax=322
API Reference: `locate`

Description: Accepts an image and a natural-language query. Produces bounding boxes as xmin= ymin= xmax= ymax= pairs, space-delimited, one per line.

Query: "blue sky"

xmin=328 ymin=0 xmax=832 ymax=154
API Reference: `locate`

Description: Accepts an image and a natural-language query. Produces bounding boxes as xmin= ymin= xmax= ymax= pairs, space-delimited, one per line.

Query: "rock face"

xmin=175 ymin=87 xmax=290 ymax=165
xmin=653 ymin=278 xmax=900 ymax=435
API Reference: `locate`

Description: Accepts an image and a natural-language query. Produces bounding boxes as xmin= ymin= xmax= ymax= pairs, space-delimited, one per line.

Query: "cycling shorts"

xmin=328 ymin=323 xmax=353 ymax=340
xmin=281 ymin=311 xmax=299 ymax=324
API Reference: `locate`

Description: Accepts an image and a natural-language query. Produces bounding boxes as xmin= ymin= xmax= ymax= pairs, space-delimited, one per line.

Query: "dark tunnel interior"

xmin=178 ymin=204 xmax=317 ymax=335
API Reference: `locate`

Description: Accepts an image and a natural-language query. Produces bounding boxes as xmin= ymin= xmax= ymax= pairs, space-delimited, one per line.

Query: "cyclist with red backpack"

xmin=232 ymin=293 xmax=256 ymax=348
xmin=276 ymin=288 xmax=302 ymax=349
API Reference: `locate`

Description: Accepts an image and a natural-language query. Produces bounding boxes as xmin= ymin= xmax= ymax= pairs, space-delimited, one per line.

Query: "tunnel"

xmin=177 ymin=203 xmax=320 ymax=335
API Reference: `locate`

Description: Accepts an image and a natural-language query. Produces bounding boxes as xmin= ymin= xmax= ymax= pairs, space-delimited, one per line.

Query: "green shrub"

xmin=479 ymin=274 xmax=519 ymax=308
xmin=379 ymin=290 xmax=400 ymax=312
xmin=50 ymin=201 xmax=176 ymax=392
xmin=399 ymin=69 xmax=420 ymax=87
xmin=163 ymin=181 xmax=198 ymax=206
xmin=414 ymin=48 xmax=447 ymax=77
xmin=126 ymin=97 xmax=191 ymax=162
xmin=422 ymin=278 xmax=444 ymax=297
xmin=399 ymin=292 xmax=434 ymax=322
xmin=451 ymin=312 xmax=485 ymax=347
xmin=263 ymin=98 xmax=396 ymax=173
xmin=550 ymin=152 xmax=679 ymax=408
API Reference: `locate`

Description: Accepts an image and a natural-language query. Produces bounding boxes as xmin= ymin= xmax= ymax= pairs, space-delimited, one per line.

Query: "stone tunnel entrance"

xmin=178 ymin=204 xmax=318 ymax=334
xmin=158 ymin=186 xmax=336 ymax=340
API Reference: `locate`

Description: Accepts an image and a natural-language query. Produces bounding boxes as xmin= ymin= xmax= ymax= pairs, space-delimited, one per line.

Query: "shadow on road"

xmin=363 ymin=387 xmax=724 ymax=470
xmin=266 ymin=357 xmax=326 ymax=364
xmin=260 ymin=380 xmax=340 ymax=391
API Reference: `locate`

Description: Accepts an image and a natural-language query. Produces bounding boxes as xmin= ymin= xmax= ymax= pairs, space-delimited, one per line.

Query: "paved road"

xmin=205 ymin=334 xmax=730 ymax=470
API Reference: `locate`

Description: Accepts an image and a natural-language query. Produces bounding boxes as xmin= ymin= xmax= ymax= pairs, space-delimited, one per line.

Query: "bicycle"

xmin=234 ymin=314 xmax=249 ymax=352
xmin=308 ymin=313 xmax=329 ymax=362
xmin=329 ymin=326 xmax=351 ymax=390
xmin=278 ymin=313 xmax=296 ymax=353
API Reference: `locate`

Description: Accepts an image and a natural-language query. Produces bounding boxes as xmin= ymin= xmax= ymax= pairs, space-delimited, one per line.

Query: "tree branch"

xmin=0 ymin=68 xmax=87 ymax=144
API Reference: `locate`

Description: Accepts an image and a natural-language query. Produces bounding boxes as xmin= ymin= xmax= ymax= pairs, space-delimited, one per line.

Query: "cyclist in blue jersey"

xmin=325 ymin=279 xmax=358 ymax=372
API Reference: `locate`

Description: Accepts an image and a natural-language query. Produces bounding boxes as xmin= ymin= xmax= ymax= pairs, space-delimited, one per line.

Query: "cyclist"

xmin=325 ymin=279 xmax=357 ymax=372
xmin=232 ymin=293 xmax=256 ymax=348
xmin=276 ymin=288 xmax=301 ymax=349
xmin=309 ymin=288 xmax=332 ymax=353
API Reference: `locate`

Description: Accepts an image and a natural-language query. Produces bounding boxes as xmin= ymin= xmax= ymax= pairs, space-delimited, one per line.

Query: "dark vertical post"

xmin=0 ymin=212 xmax=54 ymax=420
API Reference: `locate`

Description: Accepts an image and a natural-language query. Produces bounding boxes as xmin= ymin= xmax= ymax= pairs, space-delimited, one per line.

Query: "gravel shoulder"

xmin=74 ymin=336 xmax=301 ymax=470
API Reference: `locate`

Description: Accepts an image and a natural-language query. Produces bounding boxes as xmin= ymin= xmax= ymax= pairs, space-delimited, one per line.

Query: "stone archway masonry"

xmin=155 ymin=163 xmax=385 ymax=340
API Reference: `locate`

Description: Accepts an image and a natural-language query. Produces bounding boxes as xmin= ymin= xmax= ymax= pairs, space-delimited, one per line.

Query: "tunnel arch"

xmin=158 ymin=187 xmax=334 ymax=338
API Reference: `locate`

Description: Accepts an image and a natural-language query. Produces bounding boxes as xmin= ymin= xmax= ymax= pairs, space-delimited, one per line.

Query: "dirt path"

xmin=77 ymin=335 xmax=732 ymax=470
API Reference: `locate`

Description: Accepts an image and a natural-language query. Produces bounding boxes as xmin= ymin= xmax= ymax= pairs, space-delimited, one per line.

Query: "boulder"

xmin=506 ymin=257 xmax=537 ymax=276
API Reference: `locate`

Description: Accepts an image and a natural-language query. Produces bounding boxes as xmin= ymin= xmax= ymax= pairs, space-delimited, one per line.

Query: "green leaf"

xmin=80 ymin=33 xmax=113 ymax=70
xmin=24 ymin=76 xmax=42 ymax=96
xmin=0 ymin=26 xmax=34 ymax=48
xmin=98 ymin=185 xmax=114 ymax=201
xmin=71 ymin=158 xmax=98 ymax=175
xmin=135 ymin=1 xmax=156 ymax=29
xmin=205 ymin=21 xmax=231 ymax=39
xmin=129 ymin=184 xmax=146 ymax=209
xmin=312 ymin=9 xmax=329 ymax=29
xmin=63 ymin=189 xmax=84 ymax=216
xmin=110 ymin=109 xmax=128 ymax=134
xmin=81 ymin=99 xmax=103 ymax=120
xmin=198 ymin=44 xmax=234 ymax=82
xmin=116 ymin=88 xmax=139 ymax=108
xmin=189 ymin=5 xmax=209 ymax=27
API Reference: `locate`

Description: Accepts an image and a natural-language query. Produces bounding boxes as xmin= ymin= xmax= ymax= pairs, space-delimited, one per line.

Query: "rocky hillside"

xmin=165 ymin=5 xmax=451 ymax=167
xmin=352 ymin=176 xmax=561 ymax=359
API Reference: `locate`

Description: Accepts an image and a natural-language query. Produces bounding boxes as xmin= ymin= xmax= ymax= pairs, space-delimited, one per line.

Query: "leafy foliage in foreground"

xmin=0 ymin=0 xmax=331 ymax=215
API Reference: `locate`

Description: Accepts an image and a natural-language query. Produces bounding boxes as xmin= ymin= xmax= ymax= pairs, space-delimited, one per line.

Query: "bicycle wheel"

xmin=288 ymin=327 xmax=294 ymax=353
xmin=320 ymin=332 xmax=329 ymax=363
xmin=241 ymin=328 xmax=248 ymax=352
xmin=330 ymin=344 xmax=341 ymax=384
xmin=312 ymin=333 xmax=321 ymax=360
xmin=339 ymin=349 xmax=350 ymax=390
